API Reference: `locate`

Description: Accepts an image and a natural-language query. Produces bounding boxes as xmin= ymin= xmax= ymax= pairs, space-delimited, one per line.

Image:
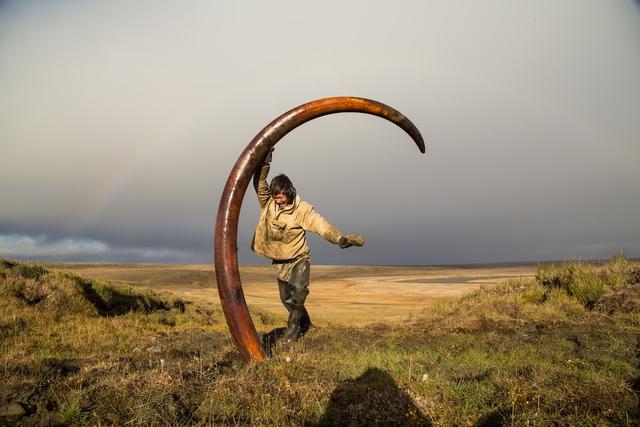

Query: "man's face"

xmin=273 ymin=192 xmax=288 ymax=209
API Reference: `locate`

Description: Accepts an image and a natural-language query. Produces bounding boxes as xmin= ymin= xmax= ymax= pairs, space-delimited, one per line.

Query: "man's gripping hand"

xmin=339 ymin=234 xmax=365 ymax=249
xmin=263 ymin=147 xmax=274 ymax=165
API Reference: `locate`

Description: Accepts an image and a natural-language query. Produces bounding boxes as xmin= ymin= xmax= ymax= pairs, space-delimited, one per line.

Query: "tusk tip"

xmin=414 ymin=135 xmax=426 ymax=154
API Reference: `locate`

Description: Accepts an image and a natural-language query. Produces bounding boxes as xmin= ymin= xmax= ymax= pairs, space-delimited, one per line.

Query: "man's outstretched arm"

xmin=299 ymin=203 xmax=364 ymax=249
xmin=254 ymin=148 xmax=273 ymax=209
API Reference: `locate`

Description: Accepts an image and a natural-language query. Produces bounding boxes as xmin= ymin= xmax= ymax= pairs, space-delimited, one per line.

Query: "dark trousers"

xmin=277 ymin=258 xmax=312 ymax=335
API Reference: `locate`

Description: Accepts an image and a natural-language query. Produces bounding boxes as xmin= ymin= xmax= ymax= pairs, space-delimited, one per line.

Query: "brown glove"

xmin=339 ymin=234 xmax=365 ymax=249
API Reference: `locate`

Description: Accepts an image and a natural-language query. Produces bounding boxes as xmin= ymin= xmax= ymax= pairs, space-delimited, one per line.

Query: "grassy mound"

xmin=1 ymin=257 xmax=639 ymax=425
xmin=0 ymin=259 xmax=181 ymax=318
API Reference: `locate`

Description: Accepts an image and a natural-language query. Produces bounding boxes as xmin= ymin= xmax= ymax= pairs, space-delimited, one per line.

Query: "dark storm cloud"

xmin=0 ymin=0 xmax=639 ymax=264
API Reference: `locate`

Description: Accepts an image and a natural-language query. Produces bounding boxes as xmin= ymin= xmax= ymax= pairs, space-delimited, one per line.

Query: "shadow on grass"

xmin=317 ymin=367 xmax=430 ymax=426
xmin=474 ymin=409 xmax=506 ymax=427
xmin=262 ymin=327 xmax=287 ymax=357
xmin=79 ymin=281 xmax=171 ymax=316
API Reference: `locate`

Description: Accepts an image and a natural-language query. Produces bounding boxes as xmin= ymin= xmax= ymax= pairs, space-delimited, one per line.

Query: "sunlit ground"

xmin=48 ymin=263 xmax=536 ymax=326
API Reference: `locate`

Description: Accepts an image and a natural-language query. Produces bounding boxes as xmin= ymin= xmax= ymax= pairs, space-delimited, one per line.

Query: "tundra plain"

xmin=48 ymin=263 xmax=537 ymax=325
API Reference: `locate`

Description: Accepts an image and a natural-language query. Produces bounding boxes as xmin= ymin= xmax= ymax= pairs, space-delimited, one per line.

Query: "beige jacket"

xmin=251 ymin=162 xmax=342 ymax=261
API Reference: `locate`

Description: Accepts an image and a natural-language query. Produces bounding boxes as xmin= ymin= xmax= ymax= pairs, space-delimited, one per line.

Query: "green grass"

xmin=1 ymin=257 xmax=639 ymax=425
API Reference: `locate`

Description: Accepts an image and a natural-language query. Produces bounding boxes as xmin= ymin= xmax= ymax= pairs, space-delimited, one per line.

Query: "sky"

xmin=1 ymin=0 xmax=639 ymax=265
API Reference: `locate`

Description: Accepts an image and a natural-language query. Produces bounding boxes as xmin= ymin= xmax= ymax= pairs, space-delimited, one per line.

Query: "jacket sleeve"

xmin=298 ymin=202 xmax=342 ymax=245
xmin=254 ymin=162 xmax=271 ymax=209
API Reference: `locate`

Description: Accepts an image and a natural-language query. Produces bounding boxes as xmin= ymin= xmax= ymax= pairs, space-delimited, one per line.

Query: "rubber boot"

xmin=283 ymin=305 xmax=303 ymax=342
xmin=277 ymin=278 xmax=294 ymax=321
xmin=279 ymin=277 xmax=307 ymax=340
xmin=300 ymin=307 xmax=311 ymax=334
xmin=282 ymin=259 xmax=311 ymax=342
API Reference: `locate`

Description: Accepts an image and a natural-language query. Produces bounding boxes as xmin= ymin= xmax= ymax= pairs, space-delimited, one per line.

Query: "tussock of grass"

xmin=1 ymin=257 xmax=639 ymax=425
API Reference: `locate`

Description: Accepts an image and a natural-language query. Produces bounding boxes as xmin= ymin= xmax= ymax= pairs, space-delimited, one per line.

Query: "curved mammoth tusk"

xmin=214 ymin=97 xmax=425 ymax=361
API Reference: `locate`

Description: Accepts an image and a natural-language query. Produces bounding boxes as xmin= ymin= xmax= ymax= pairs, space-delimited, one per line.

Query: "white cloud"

xmin=0 ymin=234 xmax=199 ymax=262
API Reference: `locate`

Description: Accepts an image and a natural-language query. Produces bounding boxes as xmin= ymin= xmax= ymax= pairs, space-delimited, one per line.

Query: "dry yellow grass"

xmin=2 ymin=257 xmax=639 ymax=425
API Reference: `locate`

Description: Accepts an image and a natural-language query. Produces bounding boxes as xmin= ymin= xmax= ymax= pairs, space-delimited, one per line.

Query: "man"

xmin=252 ymin=148 xmax=364 ymax=342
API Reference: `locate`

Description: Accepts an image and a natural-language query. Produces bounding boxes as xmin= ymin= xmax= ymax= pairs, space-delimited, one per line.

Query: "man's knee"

xmin=290 ymin=259 xmax=310 ymax=284
xmin=277 ymin=279 xmax=291 ymax=304
xmin=289 ymin=259 xmax=310 ymax=305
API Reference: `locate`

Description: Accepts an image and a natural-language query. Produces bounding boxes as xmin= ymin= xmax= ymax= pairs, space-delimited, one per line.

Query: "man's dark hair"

xmin=270 ymin=174 xmax=297 ymax=204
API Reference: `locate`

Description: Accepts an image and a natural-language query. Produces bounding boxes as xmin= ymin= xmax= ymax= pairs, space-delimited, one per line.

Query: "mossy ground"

xmin=1 ymin=257 xmax=639 ymax=425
